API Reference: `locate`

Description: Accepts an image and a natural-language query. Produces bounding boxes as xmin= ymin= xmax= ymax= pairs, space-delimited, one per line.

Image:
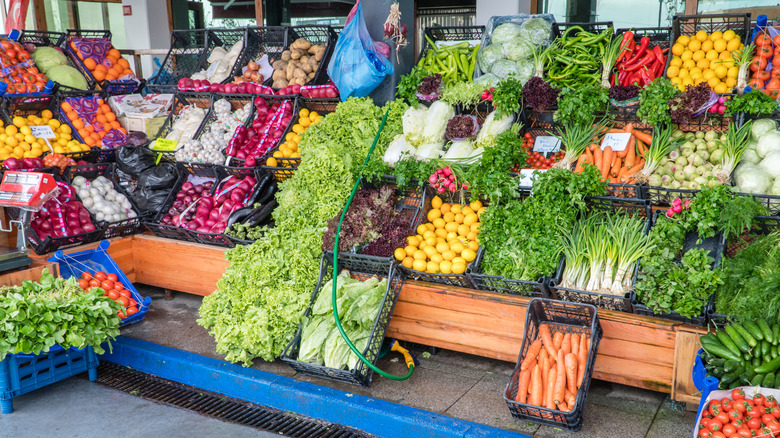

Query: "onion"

xmin=176 ymin=192 xmax=186 ymax=200
xmin=82 ymin=223 xmax=96 ymax=233
xmin=173 ymin=200 xmax=184 ymax=209
xmin=70 ymin=226 xmax=84 ymax=235
xmin=162 ymin=215 xmax=172 ymax=224
xmin=40 ymin=220 xmax=52 ymax=231
xmin=182 ymin=182 xmax=194 ymax=192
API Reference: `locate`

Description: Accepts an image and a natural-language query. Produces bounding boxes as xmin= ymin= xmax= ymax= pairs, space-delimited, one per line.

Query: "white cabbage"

xmin=415 ymin=142 xmax=444 ymax=160
xmin=402 ymin=106 xmax=428 ymax=145
xmin=476 ymin=112 xmax=515 ymax=147
xmin=756 ymin=130 xmax=780 ymax=158
xmin=751 ymin=119 xmax=777 ymax=141
xmin=735 ymin=164 xmax=773 ymax=194
xmin=442 ymin=140 xmax=474 ymax=160
xmin=383 ymin=134 xmax=416 ymax=167
xmin=422 ymin=101 xmax=454 ymax=143
xmin=759 ymin=150 xmax=780 ymax=178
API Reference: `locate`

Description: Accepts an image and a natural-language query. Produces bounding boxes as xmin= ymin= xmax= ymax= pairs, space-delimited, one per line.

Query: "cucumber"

xmin=701 ymin=334 xmax=724 ymax=348
xmin=773 ymin=324 xmax=780 ymax=346
xmin=754 ymin=356 xmax=763 ymax=368
xmin=701 ymin=340 xmax=742 ymax=362
xmin=762 ymin=340 xmax=772 ymax=359
xmin=759 ymin=318 xmax=774 ymax=344
xmin=716 ymin=330 xmax=743 ymax=357
xmin=744 ymin=321 xmax=765 ymax=342
xmin=765 ymin=372 xmax=777 ymax=388
xmin=752 ymin=373 xmax=766 ymax=386
xmin=755 ymin=356 xmax=780 ymax=374
xmin=724 ymin=360 xmax=739 ymax=373
xmin=712 ymin=367 xmax=725 ymax=378
xmin=708 ymin=358 xmax=726 ymax=368
xmin=721 ymin=366 xmax=744 ymax=387
xmin=744 ymin=368 xmax=757 ymax=383
xmin=773 ymin=346 xmax=779 ymax=360
xmin=731 ymin=324 xmax=756 ymax=349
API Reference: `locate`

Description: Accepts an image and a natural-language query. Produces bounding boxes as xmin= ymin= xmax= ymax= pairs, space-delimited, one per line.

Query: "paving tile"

xmin=645 ymin=398 xmax=697 ymax=438
xmin=534 ymin=399 xmax=655 ymax=438
xmin=417 ymin=348 xmax=512 ymax=380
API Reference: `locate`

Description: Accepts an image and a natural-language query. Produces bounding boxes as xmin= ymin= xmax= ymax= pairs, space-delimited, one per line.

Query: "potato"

xmin=301 ymin=62 xmax=313 ymax=74
xmin=293 ymin=68 xmax=307 ymax=79
xmin=272 ymin=70 xmax=286 ymax=81
xmin=272 ymin=60 xmax=288 ymax=70
xmin=300 ymin=55 xmax=310 ymax=64
xmin=307 ymin=45 xmax=321 ymax=55
xmin=307 ymin=72 xmax=315 ymax=80
xmin=290 ymin=38 xmax=312 ymax=51
xmin=312 ymin=46 xmax=326 ymax=62
xmin=290 ymin=49 xmax=304 ymax=60
xmin=281 ymin=50 xmax=292 ymax=61
xmin=273 ymin=79 xmax=289 ymax=89
xmin=286 ymin=62 xmax=297 ymax=80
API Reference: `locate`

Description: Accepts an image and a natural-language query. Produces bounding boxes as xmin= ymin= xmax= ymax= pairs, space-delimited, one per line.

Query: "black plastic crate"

xmin=64 ymin=162 xmax=147 ymax=238
xmin=185 ymin=93 xmax=255 ymax=169
xmin=189 ymin=28 xmax=248 ymax=86
xmin=15 ymin=30 xmax=92 ymax=93
xmin=65 ymin=29 xmax=143 ymax=95
xmin=153 ymin=92 xmax=212 ymax=144
xmin=417 ymin=25 xmax=485 ymax=61
xmin=276 ymin=25 xmax=339 ymax=89
xmin=504 ymin=298 xmax=602 ymax=431
xmin=55 ymin=90 xmax=122 ymax=162
xmin=553 ymin=21 xmax=614 ymax=38
xmin=467 ymin=247 xmax=549 ymax=298
xmin=225 ymin=26 xmax=287 ymax=86
xmin=280 ymin=251 xmax=404 ymax=387
xmin=147 ymin=29 xmax=211 ymax=93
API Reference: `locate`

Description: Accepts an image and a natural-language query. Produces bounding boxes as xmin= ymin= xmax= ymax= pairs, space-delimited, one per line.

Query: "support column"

xmin=121 ymin=0 xmax=171 ymax=79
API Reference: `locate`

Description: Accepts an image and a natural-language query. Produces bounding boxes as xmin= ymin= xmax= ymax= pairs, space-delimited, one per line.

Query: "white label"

xmin=533 ymin=136 xmax=561 ymax=153
xmin=518 ymin=169 xmax=547 ymax=188
xmin=30 ymin=126 xmax=56 ymax=139
xmin=600 ymin=132 xmax=632 ymax=152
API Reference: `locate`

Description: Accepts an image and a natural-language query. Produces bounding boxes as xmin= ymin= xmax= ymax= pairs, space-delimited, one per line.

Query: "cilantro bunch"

xmin=554 ymin=84 xmax=609 ymax=126
xmin=636 ymin=78 xmax=678 ymax=126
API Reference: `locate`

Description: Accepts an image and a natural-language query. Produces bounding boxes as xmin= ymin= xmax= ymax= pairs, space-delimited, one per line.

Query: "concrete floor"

xmin=115 ymin=285 xmax=699 ymax=437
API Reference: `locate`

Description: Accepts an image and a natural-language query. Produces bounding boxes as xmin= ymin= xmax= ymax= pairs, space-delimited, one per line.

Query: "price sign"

xmin=600 ymin=132 xmax=632 ymax=152
xmin=533 ymin=136 xmax=561 ymax=153
xmin=152 ymin=138 xmax=178 ymax=151
xmin=518 ymin=169 xmax=547 ymax=188
xmin=30 ymin=125 xmax=56 ymax=139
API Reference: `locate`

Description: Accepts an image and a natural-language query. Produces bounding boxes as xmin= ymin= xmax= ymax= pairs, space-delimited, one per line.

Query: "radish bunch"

xmin=428 ymin=166 xmax=467 ymax=193
xmin=225 ymin=97 xmax=294 ymax=164
xmin=665 ymin=197 xmax=691 ymax=218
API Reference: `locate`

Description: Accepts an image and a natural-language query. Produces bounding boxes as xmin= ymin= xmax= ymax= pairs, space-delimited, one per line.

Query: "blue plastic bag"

xmin=328 ymin=2 xmax=393 ymax=101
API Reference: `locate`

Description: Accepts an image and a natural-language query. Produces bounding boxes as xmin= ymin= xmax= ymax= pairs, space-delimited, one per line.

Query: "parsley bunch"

xmin=725 ymin=89 xmax=778 ymax=117
xmin=463 ymin=124 xmax=527 ymax=204
xmin=554 ymin=84 xmax=608 ymax=126
xmin=636 ymin=78 xmax=678 ymax=126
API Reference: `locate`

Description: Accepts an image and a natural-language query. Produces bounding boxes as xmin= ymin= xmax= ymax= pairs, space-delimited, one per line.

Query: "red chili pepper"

xmin=652 ymin=59 xmax=663 ymax=77
xmin=642 ymin=66 xmax=655 ymax=83
xmin=624 ymin=52 xmax=657 ymax=72
xmin=618 ymin=69 xmax=628 ymax=86
xmin=611 ymin=72 xmax=617 ymax=86
xmin=616 ymin=31 xmax=635 ymax=64
xmin=625 ymin=36 xmax=650 ymax=65
xmin=653 ymin=45 xmax=664 ymax=64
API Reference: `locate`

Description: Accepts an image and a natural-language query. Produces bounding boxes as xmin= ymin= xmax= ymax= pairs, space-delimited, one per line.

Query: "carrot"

xmin=539 ymin=325 xmax=557 ymax=360
xmin=529 ymin=364 xmax=543 ymax=406
xmin=553 ymin=350 xmax=566 ymax=405
xmin=617 ymin=134 xmax=633 ymax=159
xmin=571 ymin=334 xmax=580 ymax=361
xmin=577 ymin=335 xmax=588 ymax=388
xmin=592 ymin=146 xmax=603 ymax=172
xmin=546 ymin=366 xmax=557 ymax=410
xmin=600 ymin=146 xmax=613 ymax=180
xmin=631 ymin=129 xmax=653 ymax=146
xmin=621 ymin=162 xmax=645 ymax=178
xmin=624 ymin=138 xmax=636 ymax=168
xmin=574 ymin=154 xmax=588 ymax=173
xmin=517 ymin=368 xmax=531 ymax=403
xmin=585 ymin=147 xmax=593 ymax=164
xmin=610 ymin=156 xmax=622 ymax=178
xmin=521 ymin=340 xmax=543 ymax=371
xmin=606 ymin=128 xmax=624 ymax=133
xmin=540 ymin=349 xmax=550 ymax=395
xmin=557 ymin=402 xmax=569 ymax=412
xmin=552 ymin=331 xmax=564 ymax=351
xmin=561 ymin=333 xmax=571 ymax=356
xmin=589 ymin=143 xmax=598 ymax=152
xmin=624 ymin=123 xmax=634 ymax=133
xmin=565 ymin=352 xmax=578 ymax=396
xmin=565 ymin=389 xmax=576 ymax=408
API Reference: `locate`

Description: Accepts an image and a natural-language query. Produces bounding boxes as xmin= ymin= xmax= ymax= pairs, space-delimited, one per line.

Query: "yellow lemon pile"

xmin=266 ymin=108 xmax=322 ymax=168
xmin=667 ymin=29 xmax=743 ymax=93
xmin=0 ymin=111 xmax=91 ymax=161
xmin=394 ymin=195 xmax=484 ymax=275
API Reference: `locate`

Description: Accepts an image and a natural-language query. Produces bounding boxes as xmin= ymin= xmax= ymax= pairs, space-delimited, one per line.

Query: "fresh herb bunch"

xmin=492 ymin=77 xmax=523 ymax=117
xmin=0 ymin=269 xmax=122 ymax=358
xmin=608 ymin=85 xmax=640 ymax=101
xmin=462 ymin=124 xmax=527 ymax=204
xmin=725 ymin=89 xmax=778 ymax=117
xmin=680 ymin=186 xmax=766 ymax=241
xmin=439 ymin=82 xmax=485 ymax=108
xmin=637 ymin=78 xmax=678 ymax=126
xmin=669 ymin=83 xmax=713 ymax=125
xmin=715 ymin=230 xmax=780 ymax=323
xmin=396 ymin=65 xmax=429 ymax=104
xmin=390 ymin=156 xmax=439 ymax=189
xmin=478 ymin=166 xmax=606 ymax=282
xmin=554 ymin=84 xmax=609 ymax=126
xmin=522 ymin=76 xmax=560 ymax=112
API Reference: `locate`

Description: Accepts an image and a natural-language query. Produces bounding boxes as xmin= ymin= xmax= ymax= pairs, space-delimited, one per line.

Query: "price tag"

xmin=30 ymin=125 xmax=56 ymax=139
xmin=533 ymin=136 xmax=561 ymax=153
xmin=518 ymin=169 xmax=547 ymax=188
xmin=152 ymin=138 xmax=178 ymax=151
xmin=600 ymin=132 xmax=632 ymax=152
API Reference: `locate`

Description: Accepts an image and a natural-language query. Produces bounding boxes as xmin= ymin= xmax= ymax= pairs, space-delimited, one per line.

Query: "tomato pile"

xmin=77 ymin=270 xmax=139 ymax=319
xmin=698 ymin=389 xmax=780 ymax=438
xmin=0 ymin=39 xmax=48 ymax=94
xmin=516 ymin=132 xmax=565 ymax=170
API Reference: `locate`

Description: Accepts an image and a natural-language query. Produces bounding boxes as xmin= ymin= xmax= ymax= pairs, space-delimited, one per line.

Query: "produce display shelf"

xmin=65 ymin=29 xmax=144 ymax=95
xmin=467 ymin=247 xmax=549 ymax=298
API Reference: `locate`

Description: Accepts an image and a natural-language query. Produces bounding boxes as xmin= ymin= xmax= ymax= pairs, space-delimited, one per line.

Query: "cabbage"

xmin=772 ymin=178 xmax=780 ymax=196
xmin=442 ymin=140 xmax=474 ymax=160
xmin=491 ymin=59 xmax=520 ymax=80
xmin=31 ymin=47 xmax=67 ymax=73
xmin=474 ymin=73 xmax=500 ymax=89
xmin=735 ymin=164 xmax=772 ymax=194
xmin=741 ymin=148 xmax=761 ymax=165
xmin=422 ymin=101 xmax=454 ymax=143
xmin=416 ymin=142 xmax=444 ymax=160
xmin=751 ymin=119 xmax=776 ymax=141
xmin=756 ymin=130 xmax=780 ymax=158
xmin=503 ymin=38 xmax=533 ymax=61
xmin=520 ymin=17 xmax=553 ymax=46
xmin=491 ymin=22 xmax=524 ymax=44
xmin=47 ymin=65 xmax=88 ymax=90
xmin=402 ymin=106 xmax=428 ymax=145
xmin=759 ymin=150 xmax=780 ymax=178
xmin=383 ymin=134 xmax=416 ymax=167
xmin=476 ymin=112 xmax=515 ymax=147
xmin=515 ymin=60 xmax=534 ymax=84
xmin=478 ymin=43 xmax=504 ymax=74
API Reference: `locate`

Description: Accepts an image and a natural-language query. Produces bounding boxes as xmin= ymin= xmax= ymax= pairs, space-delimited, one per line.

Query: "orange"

xmin=92 ymin=70 xmax=105 ymax=81
xmin=72 ymin=119 xmax=84 ymax=130
xmin=105 ymin=74 xmax=116 ymax=81
xmin=90 ymin=132 xmax=100 ymax=142
xmin=99 ymin=104 xmax=111 ymax=114
xmin=122 ymin=69 xmax=133 ymax=77
xmin=98 ymin=131 xmax=106 ymax=139
xmin=105 ymin=112 xmax=116 ymax=122
xmin=85 ymin=125 xmax=94 ymax=133
xmin=83 ymin=58 xmax=97 ymax=70
xmin=60 ymin=102 xmax=72 ymax=112
xmin=66 ymin=110 xmax=79 ymax=121
xmin=95 ymin=114 xmax=107 ymax=125
xmin=94 ymin=64 xmax=107 ymax=73
xmin=110 ymin=121 xmax=121 ymax=130
xmin=109 ymin=66 xmax=122 ymax=77
xmin=97 ymin=98 xmax=105 ymax=106
xmin=108 ymin=48 xmax=121 ymax=59
xmin=118 ymin=127 xmax=126 ymax=135
xmin=117 ymin=58 xmax=130 ymax=69
xmin=77 ymin=128 xmax=89 ymax=139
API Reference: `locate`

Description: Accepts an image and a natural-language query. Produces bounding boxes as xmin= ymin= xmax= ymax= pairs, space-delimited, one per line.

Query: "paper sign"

xmin=533 ymin=136 xmax=561 ymax=153
xmin=151 ymin=138 xmax=178 ymax=151
xmin=600 ymin=132 xmax=632 ymax=152
xmin=518 ymin=169 xmax=547 ymax=188
xmin=30 ymin=125 xmax=55 ymax=139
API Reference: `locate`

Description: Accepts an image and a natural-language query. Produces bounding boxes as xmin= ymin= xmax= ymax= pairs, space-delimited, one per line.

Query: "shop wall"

xmin=476 ymin=0 xmax=531 ymax=25
xmin=121 ymin=0 xmax=170 ymax=78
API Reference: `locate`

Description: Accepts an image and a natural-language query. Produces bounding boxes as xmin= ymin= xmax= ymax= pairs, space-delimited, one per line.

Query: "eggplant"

xmin=245 ymin=200 xmax=277 ymax=227
xmin=226 ymin=207 xmax=255 ymax=230
xmin=255 ymin=181 xmax=277 ymax=206
xmin=247 ymin=172 xmax=272 ymax=206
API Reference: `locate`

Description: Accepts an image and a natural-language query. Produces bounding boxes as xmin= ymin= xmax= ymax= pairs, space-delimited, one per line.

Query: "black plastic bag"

xmin=116 ymin=145 xmax=156 ymax=177
xmin=133 ymin=187 xmax=170 ymax=214
xmin=136 ymin=163 xmax=178 ymax=190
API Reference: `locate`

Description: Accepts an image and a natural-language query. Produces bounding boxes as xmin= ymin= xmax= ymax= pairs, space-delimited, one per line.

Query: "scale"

xmin=0 ymin=171 xmax=59 ymax=272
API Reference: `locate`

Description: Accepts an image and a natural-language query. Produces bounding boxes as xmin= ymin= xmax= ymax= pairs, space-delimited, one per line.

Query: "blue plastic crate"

xmin=691 ymin=348 xmax=719 ymax=423
xmin=0 ymin=346 xmax=98 ymax=414
xmin=48 ymin=240 xmax=151 ymax=326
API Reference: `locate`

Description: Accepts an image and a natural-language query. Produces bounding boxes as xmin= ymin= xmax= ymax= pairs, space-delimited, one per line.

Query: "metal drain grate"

xmin=90 ymin=362 xmax=373 ymax=438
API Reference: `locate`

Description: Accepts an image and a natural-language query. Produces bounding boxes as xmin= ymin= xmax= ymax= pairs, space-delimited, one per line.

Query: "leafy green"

xmin=0 ymin=269 xmax=121 ymax=359
xmin=396 ymin=65 xmax=429 ymax=105
xmin=198 ymin=98 xmax=407 ymax=365
xmin=725 ymin=89 xmax=778 ymax=117
xmin=491 ymin=77 xmax=523 ymax=118
xmin=554 ymin=84 xmax=609 ymax=126
xmin=462 ymin=123 xmax=527 ymax=204
xmin=387 ymin=156 xmax=438 ymax=189
xmin=636 ymin=78 xmax=678 ymax=126
xmin=439 ymin=82 xmax=486 ymax=108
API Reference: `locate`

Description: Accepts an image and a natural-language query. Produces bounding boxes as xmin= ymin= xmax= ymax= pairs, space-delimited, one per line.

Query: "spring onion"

xmin=733 ymin=42 xmax=755 ymax=95
xmin=600 ymin=30 xmax=626 ymax=88
xmin=715 ymin=119 xmax=753 ymax=184
xmin=636 ymin=124 xmax=678 ymax=183
xmin=552 ymin=117 xmax=608 ymax=170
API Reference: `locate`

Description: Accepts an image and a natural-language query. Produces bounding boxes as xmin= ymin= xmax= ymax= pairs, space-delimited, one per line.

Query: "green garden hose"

xmin=331 ymin=108 xmax=414 ymax=381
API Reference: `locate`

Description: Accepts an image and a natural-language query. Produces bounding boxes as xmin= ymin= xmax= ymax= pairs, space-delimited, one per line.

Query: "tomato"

xmin=728 ymin=410 xmax=743 ymax=422
xmin=747 ymin=417 xmax=761 ymax=430
xmin=736 ymin=427 xmax=751 ymax=437
xmin=756 ymin=33 xmax=773 ymax=46
xmin=722 ymin=424 xmax=737 ymax=436
xmin=114 ymin=282 xmax=124 ymax=291
xmin=704 ymin=411 xmax=714 ymax=418
xmin=711 ymin=431 xmax=726 ymax=438
xmin=117 ymin=296 xmax=129 ymax=307
xmin=760 ymin=427 xmax=773 ymax=436
xmin=757 ymin=69 xmax=772 ymax=82
xmin=715 ymin=412 xmax=730 ymax=426
xmin=94 ymin=272 xmax=107 ymax=281
xmin=767 ymin=421 xmax=780 ymax=434
xmin=766 ymin=396 xmax=778 ymax=409
xmin=78 ymin=279 xmax=90 ymax=289
xmin=754 ymin=394 xmax=766 ymax=408
xmin=117 ymin=310 xmax=126 ymax=319
xmin=709 ymin=419 xmax=723 ymax=432
xmin=699 ymin=429 xmax=712 ymax=438
xmin=80 ymin=272 xmax=92 ymax=280
xmin=119 ymin=289 xmax=131 ymax=298
xmin=127 ymin=298 xmax=137 ymax=307
xmin=762 ymin=414 xmax=775 ymax=425
xmin=89 ymin=279 xmax=101 ymax=288
xmin=758 ymin=44 xmax=774 ymax=59
xmin=107 ymin=290 xmax=119 ymax=300
xmin=107 ymin=273 xmax=118 ymax=282
xmin=5 ymin=49 xmax=16 ymax=60
xmin=0 ymin=40 xmax=11 ymax=50
xmin=751 ymin=57 xmax=768 ymax=73
xmin=100 ymin=280 xmax=114 ymax=290
xmin=721 ymin=399 xmax=734 ymax=412
xmin=126 ymin=306 xmax=138 ymax=316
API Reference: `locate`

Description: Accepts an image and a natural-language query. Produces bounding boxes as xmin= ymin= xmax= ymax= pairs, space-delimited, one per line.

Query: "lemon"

xmin=309 ymin=111 xmax=319 ymax=119
xmin=725 ymin=77 xmax=737 ymax=88
xmin=450 ymin=204 xmax=461 ymax=214
xmin=440 ymin=203 xmax=451 ymax=214
xmin=696 ymin=59 xmax=710 ymax=70
xmin=298 ymin=108 xmax=309 ymax=118
xmin=701 ymin=40 xmax=714 ymax=52
xmin=431 ymin=195 xmax=443 ymax=209
xmin=427 ymin=208 xmax=441 ymax=221
xmin=445 ymin=231 xmax=458 ymax=242
xmin=423 ymin=230 xmax=436 ymax=240
xmin=451 ymin=262 xmax=467 ymax=275
xmin=292 ymin=124 xmax=304 ymax=134
xmin=53 ymin=146 xmax=66 ymax=153
xmin=691 ymin=50 xmax=705 ymax=61
xmin=423 ymin=246 xmax=437 ymax=258
xmin=689 ymin=67 xmax=703 ymax=77
xmin=12 ymin=146 xmax=23 ymax=156
xmin=457 ymin=224 xmax=470 ymax=237
xmin=677 ymin=35 xmax=691 ymax=46
xmin=726 ymin=39 xmax=740 ymax=52
xmin=682 ymin=77 xmax=694 ymax=87
xmin=688 ymin=39 xmax=701 ymax=51
xmin=714 ymin=65 xmax=728 ymax=79
xmin=5 ymin=125 xmax=18 ymax=136
xmin=404 ymin=245 xmax=417 ymax=257
xmin=450 ymin=241 xmax=464 ymax=253
xmin=454 ymin=213 xmax=464 ymax=224
xmin=695 ymin=30 xmax=708 ymax=42
xmin=462 ymin=206 xmax=474 ymax=216
xmin=432 ymin=217 xmax=446 ymax=229
xmin=714 ymin=82 xmax=729 ymax=94
xmin=442 ymin=250 xmax=456 ymax=261
xmin=670 ymin=77 xmax=682 ymax=86
xmin=439 ymin=260 xmax=453 ymax=274
xmin=402 ymin=257 xmax=414 ymax=269
xmin=667 ymin=66 xmax=680 ymax=78
xmin=425 ymin=223 xmax=435 ymax=232
xmin=713 ymin=39 xmax=727 ymax=52
xmin=462 ymin=248 xmax=477 ymax=262
xmin=702 ymin=69 xmax=716 ymax=80
xmin=47 ymin=119 xmax=60 ymax=129
xmin=469 ymin=200 xmax=482 ymax=210
xmin=412 ymin=250 xmax=426 ymax=261
xmin=425 ymin=261 xmax=439 ymax=274
xmin=435 ymin=228 xmax=448 ymax=238
xmin=12 ymin=117 xmax=26 ymax=127
xmin=709 ymin=30 xmax=723 ymax=41
xmin=682 ymin=59 xmax=696 ymax=70
xmin=467 ymin=240 xmax=479 ymax=252
xmin=442 ymin=211 xmax=455 ymax=223
xmin=31 ymin=147 xmax=43 ymax=156
xmin=719 ymin=59 xmax=735 ymax=68
xmin=430 ymin=253 xmax=443 ymax=264
xmin=412 ymin=259 xmax=427 ymax=272
xmin=416 ymin=224 xmax=428 ymax=235
xmin=5 ymin=137 xmax=18 ymax=147
xmin=407 ymin=236 xmax=421 ymax=247
xmin=722 ymin=30 xmax=736 ymax=41
xmin=705 ymin=50 xmax=719 ymax=61
xmin=435 ymin=242 xmax=449 ymax=253
xmin=707 ymin=76 xmax=721 ymax=88
xmin=444 ymin=222 xmax=458 ymax=233
xmin=670 ymin=57 xmax=683 ymax=68
xmin=671 ymin=43 xmax=685 ymax=56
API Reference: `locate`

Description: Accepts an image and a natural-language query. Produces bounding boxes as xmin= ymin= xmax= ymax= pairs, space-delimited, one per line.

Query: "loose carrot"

xmin=557 ymin=402 xmax=569 ymax=411
xmin=600 ymin=146 xmax=613 ymax=180
xmin=546 ymin=366 xmax=557 ymax=410
xmin=625 ymin=138 xmax=636 ymax=168
xmin=539 ymin=325 xmax=557 ymax=360
xmin=610 ymin=156 xmax=622 ymax=178
xmin=624 ymin=123 xmax=634 ymax=133
xmin=565 ymin=389 xmax=576 ymax=408
xmin=606 ymin=128 xmax=624 ymax=134
xmin=592 ymin=146 xmax=603 ymax=171
xmin=577 ymin=335 xmax=588 ymax=388
xmin=540 ymin=349 xmax=550 ymax=395
xmin=517 ymin=368 xmax=531 ymax=403
xmin=521 ymin=340 xmax=543 ymax=371
xmin=589 ymin=143 xmax=598 ymax=152
xmin=565 ymin=352 xmax=578 ymax=396
xmin=530 ymin=364 xmax=543 ymax=406
xmin=561 ymin=333 xmax=571 ymax=356
xmin=553 ymin=350 xmax=566 ymax=405
xmin=617 ymin=134 xmax=633 ymax=159
xmin=585 ymin=146 xmax=593 ymax=164
xmin=631 ymin=129 xmax=653 ymax=145
xmin=552 ymin=331 xmax=564 ymax=351
xmin=571 ymin=334 xmax=580 ymax=361
xmin=574 ymin=154 xmax=588 ymax=173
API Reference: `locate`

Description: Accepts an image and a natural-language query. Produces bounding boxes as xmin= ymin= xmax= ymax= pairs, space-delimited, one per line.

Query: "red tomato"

xmin=736 ymin=428 xmax=751 ymax=437
xmin=754 ymin=394 xmax=766 ymax=408
xmin=709 ymin=419 xmax=723 ymax=432
xmin=766 ymin=396 xmax=778 ymax=409
xmin=760 ymin=428 xmax=773 ymax=437
xmin=94 ymin=272 xmax=107 ymax=281
xmin=758 ymin=44 xmax=774 ymax=58
xmin=117 ymin=310 xmax=126 ymax=319
xmin=762 ymin=414 xmax=775 ymax=425
xmin=107 ymin=273 xmax=118 ymax=282
xmin=114 ymin=282 xmax=124 ymax=291
xmin=126 ymin=306 xmax=138 ymax=316
xmin=107 ymin=290 xmax=119 ymax=300
xmin=699 ymin=429 xmax=712 ymax=438
xmin=722 ymin=424 xmax=737 ymax=436
xmin=751 ymin=57 xmax=768 ymax=73
xmin=756 ymin=33 xmax=773 ymax=46
xmin=715 ymin=412 xmax=730 ymax=426
xmin=711 ymin=431 xmax=726 ymax=438
xmin=704 ymin=411 xmax=714 ymax=419
xmin=117 ymin=296 xmax=129 ymax=307
xmin=5 ymin=49 xmax=16 ymax=60
xmin=127 ymin=298 xmax=137 ymax=307
xmin=119 ymin=289 xmax=131 ymax=298
xmin=747 ymin=417 xmax=761 ymax=430
xmin=768 ymin=421 xmax=780 ymax=434
xmin=78 ymin=279 xmax=90 ymax=289
xmin=773 ymin=34 xmax=780 ymax=47
xmin=728 ymin=410 xmax=743 ymax=422
xmin=89 ymin=279 xmax=101 ymax=288
xmin=100 ymin=280 xmax=114 ymax=290
xmin=80 ymin=272 xmax=92 ymax=280
xmin=721 ymin=399 xmax=733 ymax=412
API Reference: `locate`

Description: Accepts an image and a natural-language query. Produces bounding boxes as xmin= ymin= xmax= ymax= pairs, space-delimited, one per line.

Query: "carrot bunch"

xmin=515 ymin=324 xmax=591 ymax=413
xmin=573 ymin=123 xmax=653 ymax=186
